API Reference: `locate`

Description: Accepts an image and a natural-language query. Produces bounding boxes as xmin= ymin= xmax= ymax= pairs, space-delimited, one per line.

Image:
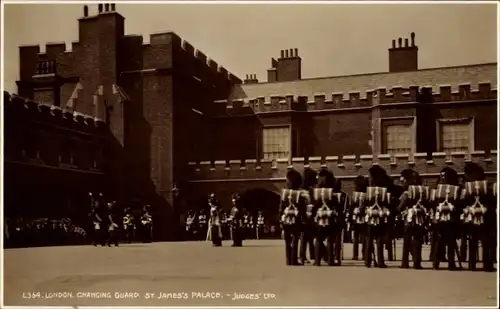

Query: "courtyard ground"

xmin=3 ymin=239 xmax=498 ymax=307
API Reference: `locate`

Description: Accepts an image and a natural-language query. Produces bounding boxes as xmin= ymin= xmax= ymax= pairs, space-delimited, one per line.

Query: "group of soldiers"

xmin=274 ymin=162 xmax=497 ymax=271
xmin=88 ymin=192 xmax=154 ymax=246
xmin=4 ymin=217 xmax=87 ymax=248
xmin=185 ymin=201 xmax=271 ymax=242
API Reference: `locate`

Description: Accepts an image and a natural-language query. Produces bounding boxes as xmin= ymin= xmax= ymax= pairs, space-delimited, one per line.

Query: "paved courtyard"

xmin=3 ymin=239 xmax=498 ymax=307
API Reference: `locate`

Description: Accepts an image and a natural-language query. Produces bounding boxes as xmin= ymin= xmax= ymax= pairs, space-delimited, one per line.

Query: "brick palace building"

xmin=4 ymin=4 xmax=498 ymax=240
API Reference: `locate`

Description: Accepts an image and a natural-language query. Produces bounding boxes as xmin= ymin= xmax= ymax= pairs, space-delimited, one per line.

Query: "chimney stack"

xmin=244 ymin=74 xmax=259 ymax=84
xmin=267 ymin=48 xmax=302 ymax=82
xmin=389 ymin=33 xmax=419 ymax=72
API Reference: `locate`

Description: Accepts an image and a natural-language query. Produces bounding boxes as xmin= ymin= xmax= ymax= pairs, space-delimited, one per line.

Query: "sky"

xmin=2 ymin=2 xmax=498 ymax=94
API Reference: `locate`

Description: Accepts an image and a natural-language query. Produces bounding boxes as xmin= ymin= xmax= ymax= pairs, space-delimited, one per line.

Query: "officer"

xmin=208 ymin=193 xmax=223 ymax=247
xmin=229 ymin=193 xmax=244 ymax=247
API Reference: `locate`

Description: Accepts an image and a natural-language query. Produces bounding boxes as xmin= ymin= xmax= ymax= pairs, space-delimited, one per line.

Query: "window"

xmin=262 ymin=126 xmax=290 ymax=160
xmin=381 ymin=117 xmax=415 ymax=155
xmin=438 ymin=118 xmax=473 ymax=153
xmin=385 ymin=125 xmax=413 ymax=155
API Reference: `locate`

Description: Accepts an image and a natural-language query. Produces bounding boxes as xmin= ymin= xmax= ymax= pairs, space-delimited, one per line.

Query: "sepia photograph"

xmin=1 ymin=0 xmax=499 ymax=307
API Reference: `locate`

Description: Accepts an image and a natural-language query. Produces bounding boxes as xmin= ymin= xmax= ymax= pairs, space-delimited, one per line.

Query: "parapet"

xmin=187 ymin=151 xmax=497 ymax=181
xmin=3 ymin=91 xmax=106 ymax=133
xmin=213 ymin=82 xmax=497 ymax=115
xmin=135 ymin=31 xmax=241 ymax=83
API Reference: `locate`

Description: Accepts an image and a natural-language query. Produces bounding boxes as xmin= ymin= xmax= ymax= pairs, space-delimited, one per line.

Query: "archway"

xmin=239 ymin=188 xmax=281 ymax=221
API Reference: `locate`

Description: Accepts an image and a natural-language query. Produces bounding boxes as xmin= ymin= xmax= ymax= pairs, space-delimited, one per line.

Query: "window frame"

xmin=261 ymin=124 xmax=292 ymax=161
xmin=380 ymin=116 xmax=416 ymax=155
xmin=436 ymin=117 xmax=475 ymax=153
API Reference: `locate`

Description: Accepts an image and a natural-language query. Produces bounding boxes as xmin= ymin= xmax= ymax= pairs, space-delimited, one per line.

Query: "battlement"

xmin=187 ymin=151 xmax=497 ymax=181
xmin=19 ymin=5 xmax=242 ymax=85
xmin=180 ymin=37 xmax=241 ymax=83
xmin=214 ymin=82 xmax=497 ymax=115
xmin=3 ymin=91 xmax=106 ymax=132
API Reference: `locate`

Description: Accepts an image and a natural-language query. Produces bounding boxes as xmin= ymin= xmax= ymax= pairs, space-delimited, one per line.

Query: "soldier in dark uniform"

xmin=123 ymin=207 xmax=135 ymax=244
xmin=106 ymin=201 xmax=119 ymax=247
xmin=89 ymin=192 xmax=106 ymax=246
xmin=280 ymin=169 xmax=304 ymax=266
xmin=363 ymin=166 xmax=392 ymax=268
xmin=299 ymin=168 xmax=317 ymax=264
xmin=256 ymin=210 xmax=265 ymax=240
xmin=431 ymin=167 xmax=461 ymax=270
xmin=229 ymin=193 xmax=244 ymax=247
xmin=185 ymin=210 xmax=196 ymax=241
xmin=313 ymin=168 xmax=336 ymax=266
xmin=461 ymin=162 xmax=495 ymax=271
xmin=349 ymin=176 xmax=368 ymax=261
xmin=397 ymin=169 xmax=429 ymax=269
xmin=242 ymin=210 xmax=252 ymax=240
xmin=208 ymin=193 xmax=223 ymax=247
xmin=332 ymin=179 xmax=348 ymax=265
xmin=141 ymin=205 xmax=153 ymax=243
xmin=198 ymin=208 xmax=208 ymax=241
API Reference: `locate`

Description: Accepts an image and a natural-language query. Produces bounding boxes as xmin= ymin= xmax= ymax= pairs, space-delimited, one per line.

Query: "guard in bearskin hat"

xmin=313 ymin=168 xmax=336 ymax=266
xmin=363 ymin=166 xmax=392 ymax=268
xmin=280 ymin=168 xmax=304 ymax=265
xmin=431 ymin=167 xmax=461 ymax=270
xmin=462 ymin=162 xmax=495 ymax=271
xmin=397 ymin=169 xmax=429 ymax=269
xmin=299 ymin=168 xmax=318 ymax=264
xmin=349 ymin=175 xmax=368 ymax=261
xmin=332 ymin=178 xmax=348 ymax=265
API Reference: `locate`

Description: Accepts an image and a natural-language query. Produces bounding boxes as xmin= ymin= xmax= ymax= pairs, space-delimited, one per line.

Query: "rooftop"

xmin=231 ymin=63 xmax=497 ymax=101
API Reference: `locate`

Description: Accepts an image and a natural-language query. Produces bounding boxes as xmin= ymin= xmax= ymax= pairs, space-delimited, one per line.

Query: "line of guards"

xmin=184 ymin=207 xmax=274 ymax=242
xmin=203 ymin=162 xmax=497 ymax=271
xmin=88 ymin=193 xmax=154 ymax=246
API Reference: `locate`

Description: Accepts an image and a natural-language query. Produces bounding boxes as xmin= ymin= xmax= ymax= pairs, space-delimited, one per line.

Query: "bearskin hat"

xmin=369 ymin=166 xmax=391 ymax=187
xmin=334 ymin=179 xmax=342 ymax=192
xmin=302 ymin=168 xmax=318 ymax=189
xmin=317 ymin=169 xmax=335 ymax=188
xmin=401 ymin=169 xmax=421 ymax=186
xmin=440 ymin=167 xmax=459 ymax=186
xmin=464 ymin=162 xmax=485 ymax=182
xmin=354 ymin=175 xmax=369 ymax=192
xmin=286 ymin=169 xmax=303 ymax=190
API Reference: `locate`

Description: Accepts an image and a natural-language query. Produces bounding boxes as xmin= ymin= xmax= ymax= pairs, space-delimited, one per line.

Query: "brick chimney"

xmin=389 ymin=32 xmax=418 ymax=72
xmin=244 ymin=74 xmax=259 ymax=84
xmin=267 ymin=48 xmax=302 ymax=82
